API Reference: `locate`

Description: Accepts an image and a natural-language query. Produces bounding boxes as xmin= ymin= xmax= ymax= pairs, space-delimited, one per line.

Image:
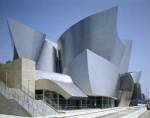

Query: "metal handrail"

xmin=36 ymin=94 xmax=113 ymax=110
xmin=0 ymin=80 xmax=57 ymax=116
xmin=36 ymin=94 xmax=88 ymax=110
xmin=21 ymin=84 xmax=58 ymax=112
xmin=21 ymin=85 xmax=35 ymax=98
xmin=36 ymin=94 xmax=59 ymax=110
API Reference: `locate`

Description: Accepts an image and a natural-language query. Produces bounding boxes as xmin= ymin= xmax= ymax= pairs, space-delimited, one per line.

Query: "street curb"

xmin=121 ymin=107 xmax=147 ymax=118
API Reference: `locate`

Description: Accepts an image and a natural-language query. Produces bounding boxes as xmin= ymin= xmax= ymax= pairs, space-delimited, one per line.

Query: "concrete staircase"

xmin=0 ymin=93 xmax=31 ymax=117
xmin=0 ymin=81 xmax=58 ymax=117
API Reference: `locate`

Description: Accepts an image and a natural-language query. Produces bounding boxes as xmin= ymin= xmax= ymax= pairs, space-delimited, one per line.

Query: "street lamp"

xmin=5 ymin=70 xmax=7 ymax=88
xmin=27 ymin=80 xmax=31 ymax=110
xmin=28 ymin=80 xmax=31 ymax=96
xmin=146 ymin=88 xmax=148 ymax=101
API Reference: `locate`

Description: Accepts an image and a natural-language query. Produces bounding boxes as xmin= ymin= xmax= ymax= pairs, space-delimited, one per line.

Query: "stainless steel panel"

xmin=7 ymin=18 xmax=45 ymax=61
xmin=68 ymin=49 xmax=119 ymax=97
xmin=130 ymin=71 xmax=142 ymax=83
xmin=119 ymin=40 xmax=132 ymax=74
xmin=8 ymin=18 xmax=57 ymax=72
xmin=37 ymin=39 xmax=56 ymax=72
xmin=58 ymin=7 xmax=125 ymax=74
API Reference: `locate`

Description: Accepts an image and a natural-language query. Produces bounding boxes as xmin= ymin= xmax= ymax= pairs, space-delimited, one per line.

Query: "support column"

xmin=57 ymin=93 xmax=59 ymax=110
xmin=111 ymin=99 xmax=113 ymax=108
xmin=102 ymin=96 xmax=103 ymax=108
xmin=43 ymin=89 xmax=45 ymax=102
xmin=5 ymin=70 xmax=8 ymax=87
xmin=94 ymin=97 xmax=96 ymax=108
xmin=107 ymin=97 xmax=109 ymax=108
xmin=86 ymin=97 xmax=87 ymax=108
xmin=66 ymin=100 xmax=68 ymax=109
xmin=80 ymin=99 xmax=82 ymax=109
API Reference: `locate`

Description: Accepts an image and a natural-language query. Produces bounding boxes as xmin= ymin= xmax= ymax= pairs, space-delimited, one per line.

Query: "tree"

xmin=6 ymin=60 xmax=11 ymax=64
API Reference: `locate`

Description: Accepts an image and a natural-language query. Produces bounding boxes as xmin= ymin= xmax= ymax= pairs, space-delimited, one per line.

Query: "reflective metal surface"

xmin=7 ymin=18 xmax=45 ymax=61
xmin=130 ymin=71 xmax=142 ymax=83
xmin=68 ymin=49 xmax=119 ymax=98
xmin=58 ymin=7 xmax=125 ymax=74
xmin=130 ymin=71 xmax=142 ymax=106
xmin=35 ymin=71 xmax=87 ymax=99
xmin=119 ymin=40 xmax=132 ymax=74
xmin=8 ymin=18 xmax=57 ymax=72
xmin=57 ymin=7 xmax=132 ymax=98
xmin=37 ymin=39 xmax=56 ymax=72
xmin=7 ymin=7 xmax=137 ymax=106
xmin=118 ymin=73 xmax=134 ymax=107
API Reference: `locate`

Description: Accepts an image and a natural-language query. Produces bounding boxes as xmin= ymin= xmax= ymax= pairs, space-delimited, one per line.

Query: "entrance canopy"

xmin=35 ymin=70 xmax=87 ymax=99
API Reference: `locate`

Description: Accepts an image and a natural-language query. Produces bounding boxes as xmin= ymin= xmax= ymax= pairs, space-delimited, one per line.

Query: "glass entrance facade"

xmin=36 ymin=90 xmax=115 ymax=110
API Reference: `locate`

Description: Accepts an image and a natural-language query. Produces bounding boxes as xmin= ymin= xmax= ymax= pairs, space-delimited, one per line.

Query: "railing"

xmin=21 ymin=84 xmax=35 ymax=99
xmin=36 ymin=94 xmax=59 ymax=109
xmin=36 ymin=94 xmax=114 ymax=110
xmin=0 ymin=81 xmax=57 ymax=116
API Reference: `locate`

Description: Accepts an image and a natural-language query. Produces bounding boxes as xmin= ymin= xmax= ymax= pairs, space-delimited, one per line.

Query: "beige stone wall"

xmin=21 ymin=58 xmax=35 ymax=96
xmin=0 ymin=59 xmax=22 ymax=88
xmin=0 ymin=58 xmax=35 ymax=97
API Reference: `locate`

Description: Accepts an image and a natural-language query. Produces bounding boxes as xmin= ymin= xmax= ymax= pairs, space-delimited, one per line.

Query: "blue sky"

xmin=0 ymin=0 xmax=150 ymax=98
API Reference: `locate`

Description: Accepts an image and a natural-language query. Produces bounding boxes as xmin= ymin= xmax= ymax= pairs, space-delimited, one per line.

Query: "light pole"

xmin=28 ymin=80 xmax=31 ymax=110
xmin=5 ymin=70 xmax=7 ymax=88
xmin=146 ymin=88 xmax=148 ymax=101
xmin=28 ymin=80 xmax=31 ymax=95
xmin=43 ymin=89 xmax=45 ymax=102
xmin=137 ymin=83 xmax=138 ymax=104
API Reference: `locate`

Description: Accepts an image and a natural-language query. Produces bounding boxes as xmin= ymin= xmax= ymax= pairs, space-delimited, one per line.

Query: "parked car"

xmin=146 ymin=102 xmax=150 ymax=110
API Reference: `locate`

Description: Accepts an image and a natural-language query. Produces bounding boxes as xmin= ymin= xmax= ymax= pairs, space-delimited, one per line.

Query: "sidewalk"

xmin=0 ymin=106 xmax=146 ymax=118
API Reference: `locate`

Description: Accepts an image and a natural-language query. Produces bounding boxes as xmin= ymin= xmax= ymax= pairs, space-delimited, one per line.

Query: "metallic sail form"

xmin=130 ymin=71 xmax=142 ymax=105
xmin=119 ymin=40 xmax=132 ymax=74
xmin=7 ymin=6 xmax=140 ymax=107
xmin=130 ymin=71 xmax=142 ymax=83
xmin=36 ymin=39 xmax=56 ymax=72
xmin=118 ymin=73 xmax=134 ymax=107
xmin=68 ymin=49 xmax=119 ymax=97
xmin=58 ymin=7 xmax=125 ymax=74
xmin=58 ymin=7 xmax=132 ymax=98
xmin=7 ymin=18 xmax=56 ymax=72
xmin=7 ymin=18 xmax=45 ymax=61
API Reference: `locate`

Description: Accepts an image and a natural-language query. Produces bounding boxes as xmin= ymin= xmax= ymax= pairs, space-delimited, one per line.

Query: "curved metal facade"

xmin=130 ymin=71 xmax=142 ymax=106
xmin=68 ymin=50 xmax=92 ymax=95
xmin=68 ymin=49 xmax=119 ymax=97
xmin=7 ymin=18 xmax=45 ymax=61
xmin=7 ymin=18 xmax=57 ymax=72
xmin=36 ymin=79 xmax=87 ymax=99
xmin=57 ymin=7 xmax=132 ymax=98
xmin=130 ymin=71 xmax=142 ymax=83
xmin=6 ymin=7 xmax=138 ymax=106
xmin=35 ymin=71 xmax=87 ymax=99
xmin=36 ymin=39 xmax=56 ymax=72
xmin=119 ymin=40 xmax=132 ymax=74
xmin=58 ymin=7 xmax=125 ymax=74
xmin=118 ymin=73 xmax=134 ymax=107
xmin=87 ymin=50 xmax=119 ymax=97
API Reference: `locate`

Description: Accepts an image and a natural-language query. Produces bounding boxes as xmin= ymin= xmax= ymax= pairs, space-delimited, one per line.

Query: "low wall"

xmin=0 ymin=58 xmax=35 ymax=96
